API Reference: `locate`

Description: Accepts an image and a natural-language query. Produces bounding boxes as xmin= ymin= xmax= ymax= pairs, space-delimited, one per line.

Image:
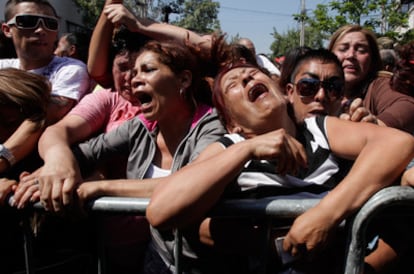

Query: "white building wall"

xmin=50 ymin=0 xmax=85 ymax=33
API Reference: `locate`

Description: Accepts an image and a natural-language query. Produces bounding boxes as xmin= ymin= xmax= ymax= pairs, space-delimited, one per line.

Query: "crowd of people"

xmin=1 ymin=0 xmax=414 ymax=273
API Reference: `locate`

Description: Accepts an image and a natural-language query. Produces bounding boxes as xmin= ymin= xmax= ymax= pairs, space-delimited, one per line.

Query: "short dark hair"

xmin=62 ymin=32 xmax=91 ymax=63
xmin=5 ymin=0 xmax=57 ymax=21
xmin=63 ymin=33 xmax=78 ymax=46
xmin=109 ymin=26 xmax=150 ymax=61
xmin=290 ymin=48 xmax=344 ymax=83
xmin=279 ymin=46 xmax=312 ymax=91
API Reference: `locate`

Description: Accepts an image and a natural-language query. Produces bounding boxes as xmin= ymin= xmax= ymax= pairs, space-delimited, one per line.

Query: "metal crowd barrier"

xmin=88 ymin=197 xmax=322 ymax=274
xmin=17 ymin=186 xmax=414 ymax=274
xmin=344 ymin=186 xmax=414 ymax=274
xmin=23 ymin=197 xmax=321 ymax=274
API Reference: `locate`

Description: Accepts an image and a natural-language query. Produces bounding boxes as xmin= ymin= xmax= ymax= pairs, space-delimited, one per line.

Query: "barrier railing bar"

xmin=22 ymin=214 xmax=34 ymax=274
xmin=29 ymin=196 xmax=320 ymax=274
xmin=33 ymin=196 xmax=321 ymax=216
xmin=97 ymin=222 xmax=107 ymax=274
xmin=174 ymin=229 xmax=183 ymax=274
xmin=20 ymin=186 xmax=414 ymax=274
xmin=344 ymin=186 xmax=414 ymax=274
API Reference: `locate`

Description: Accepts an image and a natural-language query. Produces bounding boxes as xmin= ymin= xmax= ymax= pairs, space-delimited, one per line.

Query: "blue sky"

xmin=217 ymin=0 xmax=328 ymax=54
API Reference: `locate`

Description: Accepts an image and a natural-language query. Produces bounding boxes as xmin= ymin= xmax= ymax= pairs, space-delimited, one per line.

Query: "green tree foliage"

xmin=308 ymin=0 xmax=409 ymax=41
xmin=172 ymin=0 xmax=220 ymax=34
xmin=72 ymin=0 xmax=104 ymax=28
xmin=270 ymin=27 xmax=325 ymax=58
xmin=271 ymin=0 xmax=411 ymax=58
xmin=72 ymin=0 xmax=219 ymax=35
xmin=71 ymin=0 xmax=147 ymax=28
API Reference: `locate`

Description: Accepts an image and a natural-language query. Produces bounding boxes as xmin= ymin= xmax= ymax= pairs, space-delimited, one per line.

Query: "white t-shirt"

xmin=256 ymin=54 xmax=281 ymax=76
xmin=0 ymin=56 xmax=91 ymax=101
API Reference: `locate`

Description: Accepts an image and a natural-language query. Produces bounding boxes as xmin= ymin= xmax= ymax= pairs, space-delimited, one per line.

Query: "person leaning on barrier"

xmin=0 ymin=68 xmax=50 ymax=273
xmin=0 ymin=68 xmax=49 ymax=204
xmin=146 ymin=41 xmax=414 ymax=273
xmin=0 ymin=0 xmax=92 ymax=176
xmin=13 ymin=2 xmax=150 ymax=272
xmin=29 ymin=40 xmax=225 ymax=273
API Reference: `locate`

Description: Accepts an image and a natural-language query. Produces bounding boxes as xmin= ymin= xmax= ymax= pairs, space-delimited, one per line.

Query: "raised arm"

xmin=102 ymin=2 xmax=211 ymax=52
xmin=87 ymin=0 xmax=122 ymax=88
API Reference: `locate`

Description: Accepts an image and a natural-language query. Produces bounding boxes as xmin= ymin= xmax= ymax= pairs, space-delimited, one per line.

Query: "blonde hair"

xmin=0 ymin=68 xmax=50 ymax=128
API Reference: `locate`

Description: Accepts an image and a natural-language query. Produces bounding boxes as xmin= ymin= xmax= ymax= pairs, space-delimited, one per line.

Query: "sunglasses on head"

xmin=7 ymin=14 xmax=59 ymax=32
xmin=293 ymin=78 xmax=344 ymax=101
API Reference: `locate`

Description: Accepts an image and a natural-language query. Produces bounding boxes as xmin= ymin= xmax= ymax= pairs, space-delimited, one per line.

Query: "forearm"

xmin=318 ymin=136 xmax=414 ymax=226
xmin=87 ymin=1 xmax=114 ymax=86
xmin=147 ymin=142 xmax=252 ymax=229
xmin=84 ymin=178 xmax=160 ymax=198
xmin=132 ymin=19 xmax=211 ymax=51
xmin=1 ymin=120 xmax=43 ymax=172
xmin=38 ymin=123 xmax=74 ymax=162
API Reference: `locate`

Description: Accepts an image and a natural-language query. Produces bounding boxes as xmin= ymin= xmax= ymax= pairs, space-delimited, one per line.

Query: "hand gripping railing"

xmin=344 ymin=186 xmax=414 ymax=274
xmin=85 ymin=197 xmax=321 ymax=274
xmin=22 ymin=189 xmax=413 ymax=274
xmin=26 ymin=196 xmax=320 ymax=274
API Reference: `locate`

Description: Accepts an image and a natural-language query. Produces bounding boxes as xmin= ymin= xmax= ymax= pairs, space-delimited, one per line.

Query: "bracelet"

xmin=0 ymin=144 xmax=16 ymax=166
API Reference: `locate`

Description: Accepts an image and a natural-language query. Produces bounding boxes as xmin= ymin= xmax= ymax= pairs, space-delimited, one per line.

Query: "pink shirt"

xmin=69 ymin=88 xmax=140 ymax=133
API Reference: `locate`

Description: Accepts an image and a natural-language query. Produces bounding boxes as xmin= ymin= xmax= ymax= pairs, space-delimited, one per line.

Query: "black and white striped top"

xmin=219 ymin=116 xmax=348 ymax=199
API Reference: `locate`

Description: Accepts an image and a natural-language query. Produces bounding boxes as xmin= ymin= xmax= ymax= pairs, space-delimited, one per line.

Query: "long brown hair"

xmin=328 ymin=25 xmax=382 ymax=86
xmin=0 ymin=68 xmax=50 ymax=128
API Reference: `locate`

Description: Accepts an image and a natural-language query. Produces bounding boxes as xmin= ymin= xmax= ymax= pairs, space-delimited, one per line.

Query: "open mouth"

xmin=248 ymin=84 xmax=268 ymax=102
xmin=137 ymin=93 xmax=152 ymax=105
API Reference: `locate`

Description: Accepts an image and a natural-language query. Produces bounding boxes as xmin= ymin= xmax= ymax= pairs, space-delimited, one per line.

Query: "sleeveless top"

xmin=219 ymin=116 xmax=346 ymax=199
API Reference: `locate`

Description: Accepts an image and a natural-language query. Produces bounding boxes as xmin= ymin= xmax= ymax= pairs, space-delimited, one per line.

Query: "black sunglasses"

xmin=293 ymin=78 xmax=344 ymax=101
xmin=7 ymin=14 xmax=59 ymax=32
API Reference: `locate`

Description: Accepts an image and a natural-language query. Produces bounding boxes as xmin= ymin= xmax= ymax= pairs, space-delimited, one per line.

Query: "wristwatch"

xmin=0 ymin=144 xmax=16 ymax=166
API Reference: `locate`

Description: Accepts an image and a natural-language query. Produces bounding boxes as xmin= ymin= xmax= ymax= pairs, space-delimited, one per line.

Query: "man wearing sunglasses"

xmin=0 ymin=1 xmax=91 ymax=183
xmin=285 ymin=49 xmax=345 ymax=125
